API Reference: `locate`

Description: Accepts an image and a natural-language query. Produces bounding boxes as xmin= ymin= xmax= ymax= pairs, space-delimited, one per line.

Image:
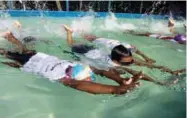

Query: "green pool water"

xmin=0 ymin=16 xmax=186 ymax=118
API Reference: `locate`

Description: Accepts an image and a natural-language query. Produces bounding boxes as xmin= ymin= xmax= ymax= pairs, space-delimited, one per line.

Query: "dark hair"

xmin=23 ymin=36 xmax=36 ymax=43
xmin=111 ymin=45 xmax=132 ymax=62
xmin=71 ymin=44 xmax=95 ymax=54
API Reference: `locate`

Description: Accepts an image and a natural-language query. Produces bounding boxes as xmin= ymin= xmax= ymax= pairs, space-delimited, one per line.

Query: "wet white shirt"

xmin=83 ymin=38 xmax=132 ymax=68
xmin=21 ymin=52 xmax=75 ymax=81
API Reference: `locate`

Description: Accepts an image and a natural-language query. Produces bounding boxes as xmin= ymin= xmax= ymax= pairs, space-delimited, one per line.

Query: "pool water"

xmin=0 ymin=16 xmax=186 ymax=118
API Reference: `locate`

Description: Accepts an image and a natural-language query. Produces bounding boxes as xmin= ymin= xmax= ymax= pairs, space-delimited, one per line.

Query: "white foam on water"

xmin=148 ymin=21 xmax=171 ymax=34
xmin=177 ymin=49 xmax=184 ymax=52
xmin=100 ymin=12 xmax=137 ymax=32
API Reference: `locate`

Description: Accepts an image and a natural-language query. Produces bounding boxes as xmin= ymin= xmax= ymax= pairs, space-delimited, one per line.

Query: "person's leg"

xmin=3 ymin=31 xmax=27 ymax=52
xmin=0 ymin=48 xmax=36 ymax=65
xmin=63 ymin=25 xmax=74 ymax=46
xmin=59 ymin=78 xmax=139 ymax=94
xmin=1 ymin=62 xmax=22 ymax=68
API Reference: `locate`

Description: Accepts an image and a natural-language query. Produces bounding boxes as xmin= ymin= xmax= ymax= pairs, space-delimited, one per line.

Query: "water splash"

xmin=70 ymin=16 xmax=95 ymax=36
xmin=148 ymin=21 xmax=171 ymax=34
xmin=100 ymin=12 xmax=137 ymax=32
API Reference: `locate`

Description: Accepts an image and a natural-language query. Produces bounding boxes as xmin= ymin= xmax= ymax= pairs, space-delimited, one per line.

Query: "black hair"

xmin=111 ymin=45 xmax=132 ymax=62
xmin=71 ymin=44 xmax=95 ymax=54
xmin=23 ymin=36 xmax=36 ymax=43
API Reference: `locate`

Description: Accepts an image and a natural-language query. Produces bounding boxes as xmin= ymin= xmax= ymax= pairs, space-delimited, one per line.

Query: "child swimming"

xmin=0 ymin=48 xmax=143 ymax=95
xmin=128 ymin=31 xmax=186 ymax=45
xmin=63 ymin=25 xmax=185 ymax=75
xmin=0 ymin=30 xmax=182 ymax=95
xmin=125 ymin=18 xmax=186 ymax=44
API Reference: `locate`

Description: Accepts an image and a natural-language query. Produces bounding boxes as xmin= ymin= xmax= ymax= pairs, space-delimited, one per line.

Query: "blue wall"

xmin=1 ymin=10 xmax=169 ymax=19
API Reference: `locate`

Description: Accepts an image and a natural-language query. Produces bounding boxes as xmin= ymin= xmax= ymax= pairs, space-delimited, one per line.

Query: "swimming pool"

xmin=0 ymin=11 xmax=186 ymax=118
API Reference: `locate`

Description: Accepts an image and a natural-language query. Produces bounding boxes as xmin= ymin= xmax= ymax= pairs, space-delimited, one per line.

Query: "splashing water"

xmin=149 ymin=21 xmax=171 ymax=34
xmin=70 ymin=16 xmax=95 ymax=36
xmin=0 ymin=14 xmax=186 ymax=118
xmin=101 ymin=12 xmax=137 ymax=32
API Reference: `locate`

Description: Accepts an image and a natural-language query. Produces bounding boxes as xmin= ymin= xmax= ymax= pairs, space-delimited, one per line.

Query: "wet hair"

xmin=111 ymin=45 xmax=132 ymax=62
xmin=71 ymin=44 xmax=95 ymax=54
xmin=23 ymin=36 xmax=36 ymax=43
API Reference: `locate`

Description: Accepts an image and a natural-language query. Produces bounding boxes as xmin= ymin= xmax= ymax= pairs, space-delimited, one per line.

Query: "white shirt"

xmin=93 ymin=38 xmax=132 ymax=49
xmin=83 ymin=38 xmax=132 ymax=68
xmin=21 ymin=52 xmax=75 ymax=81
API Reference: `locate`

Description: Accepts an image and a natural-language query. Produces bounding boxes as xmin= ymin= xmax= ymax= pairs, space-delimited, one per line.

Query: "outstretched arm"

xmin=117 ymin=66 xmax=179 ymax=86
xmin=59 ymin=78 xmax=138 ymax=94
xmin=91 ymin=67 xmax=143 ymax=85
xmin=133 ymin=48 xmax=156 ymax=63
xmin=133 ymin=60 xmax=185 ymax=75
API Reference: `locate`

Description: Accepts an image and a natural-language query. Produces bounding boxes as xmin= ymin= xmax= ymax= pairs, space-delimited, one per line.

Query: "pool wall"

xmin=1 ymin=10 xmax=169 ymax=19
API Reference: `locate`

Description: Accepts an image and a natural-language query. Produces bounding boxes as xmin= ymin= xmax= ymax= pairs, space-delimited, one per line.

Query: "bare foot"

xmin=63 ymin=24 xmax=73 ymax=33
xmin=13 ymin=21 xmax=21 ymax=28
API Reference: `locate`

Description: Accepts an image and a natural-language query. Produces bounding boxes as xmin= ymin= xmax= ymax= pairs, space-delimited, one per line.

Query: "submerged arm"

xmin=59 ymin=78 xmax=138 ymax=94
xmin=92 ymin=67 xmax=143 ymax=85
xmin=118 ymin=66 xmax=174 ymax=86
xmin=133 ymin=60 xmax=185 ymax=75
xmin=133 ymin=48 xmax=156 ymax=63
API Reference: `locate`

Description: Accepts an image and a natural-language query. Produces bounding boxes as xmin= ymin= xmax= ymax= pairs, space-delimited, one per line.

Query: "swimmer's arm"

xmin=59 ymin=78 xmax=136 ymax=94
xmin=92 ymin=67 xmax=143 ymax=85
xmin=91 ymin=67 xmax=126 ymax=85
xmin=133 ymin=48 xmax=156 ymax=63
xmin=159 ymin=36 xmax=174 ymax=40
xmin=117 ymin=66 xmax=168 ymax=85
